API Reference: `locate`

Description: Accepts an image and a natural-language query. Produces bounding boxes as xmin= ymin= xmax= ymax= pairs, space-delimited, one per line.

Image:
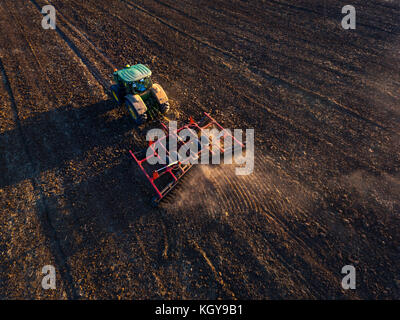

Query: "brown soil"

xmin=0 ymin=0 xmax=399 ymax=299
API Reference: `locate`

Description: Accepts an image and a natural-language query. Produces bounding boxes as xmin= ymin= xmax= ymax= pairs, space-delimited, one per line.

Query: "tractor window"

xmin=132 ymin=77 xmax=152 ymax=94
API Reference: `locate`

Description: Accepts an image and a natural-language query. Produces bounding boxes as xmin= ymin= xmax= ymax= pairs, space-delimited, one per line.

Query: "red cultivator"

xmin=129 ymin=112 xmax=244 ymax=204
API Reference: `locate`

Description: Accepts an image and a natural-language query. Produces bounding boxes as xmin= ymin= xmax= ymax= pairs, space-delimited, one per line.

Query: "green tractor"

xmin=110 ymin=64 xmax=170 ymax=125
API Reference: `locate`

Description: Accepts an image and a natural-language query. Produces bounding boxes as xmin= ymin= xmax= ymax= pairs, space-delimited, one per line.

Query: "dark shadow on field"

xmin=38 ymin=156 xmax=240 ymax=298
xmin=39 ymin=155 xmax=155 ymax=248
xmin=0 ymin=98 xmax=157 ymax=297
xmin=0 ymin=99 xmax=146 ymax=189
xmin=19 ymin=107 xmax=163 ymax=297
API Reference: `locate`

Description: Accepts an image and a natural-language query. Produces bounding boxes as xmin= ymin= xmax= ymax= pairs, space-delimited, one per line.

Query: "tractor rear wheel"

xmin=110 ymin=84 xmax=123 ymax=105
xmin=125 ymin=95 xmax=148 ymax=126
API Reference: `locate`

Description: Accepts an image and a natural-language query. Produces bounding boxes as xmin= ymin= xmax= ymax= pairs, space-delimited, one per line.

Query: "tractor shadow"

xmin=0 ymin=99 xmax=147 ymax=189
xmin=0 ymin=98 xmax=166 ymax=297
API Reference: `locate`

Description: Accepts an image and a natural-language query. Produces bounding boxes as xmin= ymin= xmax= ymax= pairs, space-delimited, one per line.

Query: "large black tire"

xmin=160 ymin=101 xmax=170 ymax=114
xmin=125 ymin=95 xmax=148 ymax=126
xmin=110 ymin=84 xmax=123 ymax=105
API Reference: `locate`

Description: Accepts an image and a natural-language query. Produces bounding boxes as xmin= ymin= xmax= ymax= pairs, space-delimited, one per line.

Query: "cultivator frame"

xmin=129 ymin=112 xmax=244 ymax=204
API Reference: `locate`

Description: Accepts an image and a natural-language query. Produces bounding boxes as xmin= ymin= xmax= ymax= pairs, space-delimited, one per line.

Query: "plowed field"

xmin=0 ymin=0 xmax=399 ymax=299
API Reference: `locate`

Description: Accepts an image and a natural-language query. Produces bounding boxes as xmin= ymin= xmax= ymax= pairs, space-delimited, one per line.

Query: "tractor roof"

xmin=115 ymin=64 xmax=152 ymax=83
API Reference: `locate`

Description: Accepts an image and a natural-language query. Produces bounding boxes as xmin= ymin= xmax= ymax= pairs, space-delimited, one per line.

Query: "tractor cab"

xmin=132 ymin=77 xmax=153 ymax=95
xmin=113 ymin=64 xmax=153 ymax=94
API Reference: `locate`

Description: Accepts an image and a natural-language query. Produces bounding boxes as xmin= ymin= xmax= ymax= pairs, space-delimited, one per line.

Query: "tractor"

xmin=110 ymin=64 xmax=170 ymax=125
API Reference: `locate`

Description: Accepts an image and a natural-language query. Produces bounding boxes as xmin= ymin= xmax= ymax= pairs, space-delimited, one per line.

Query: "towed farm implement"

xmin=129 ymin=113 xmax=244 ymax=204
xmin=111 ymin=64 xmax=244 ymax=204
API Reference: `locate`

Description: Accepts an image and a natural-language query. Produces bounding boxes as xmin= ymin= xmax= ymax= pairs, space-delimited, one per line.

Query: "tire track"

xmin=134 ymin=218 xmax=167 ymax=298
xmin=177 ymin=0 xmax=394 ymax=60
xmin=214 ymin=166 xmax=255 ymax=213
xmin=3 ymin=0 xmax=395 ymax=299
xmin=181 ymin=163 xmax=315 ymax=294
xmin=2 ymin=0 xmax=124 ymax=298
xmin=269 ymin=0 xmax=399 ymax=34
xmin=142 ymin=0 xmax=361 ymax=83
xmin=203 ymin=159 xmax=337 ymax=297
xmin=197 ymin=154 xmax=328 ymax=268
xmin=45 ymin=0 xmax=116 ymax=70
xmin=194 ymin=217 xmax=304 ymax=298
xmin=171 ymin=0 xmax=399 ymax=96
xmin=0 ymin=53 xmax=78 ymax=299
xmin=4 ymin=0 xmax=132 ymax=298
xmin=54 ymin=0 xmax=392 ymax=143
xmin=121 ymin=0 xmax=390 ymax=132
xmin=244 ymin=155 xmax=329 ymax=265
xmin=190 ymin=239 xmax=237 ymax=299
xmin=247 ymin=94 xmax=387 ymax=178
xmin=120 ymin=0 xmax=235 ymax=59
xmin=30 ymin=0 xmax=111 ymax=93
